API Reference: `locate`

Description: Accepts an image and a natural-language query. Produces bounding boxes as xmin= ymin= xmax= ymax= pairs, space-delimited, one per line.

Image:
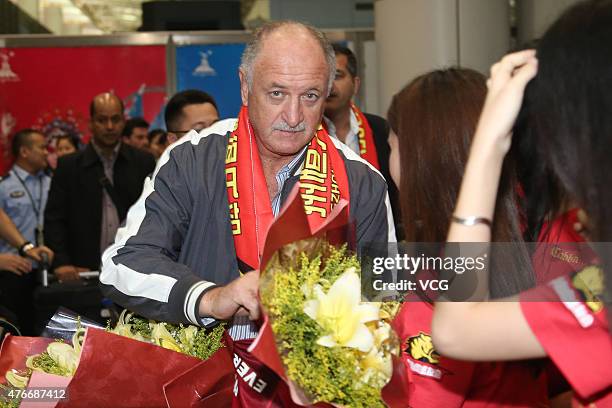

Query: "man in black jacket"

xmin=324 ymin=44 xmax=402 ymax=237
xmin=44 ymin=93 xmax=155 ymax=280
xmin=100 ymin=22 xmax=395 ymax=336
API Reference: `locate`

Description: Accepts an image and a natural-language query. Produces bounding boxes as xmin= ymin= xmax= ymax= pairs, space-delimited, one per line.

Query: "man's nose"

xmin=331 ymin=82 xmax=339 ymax=95
xmin=283 ymin=97 xmax=303 ymax=128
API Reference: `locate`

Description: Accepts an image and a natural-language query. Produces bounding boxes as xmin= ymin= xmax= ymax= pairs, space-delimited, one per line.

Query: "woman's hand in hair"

xmin=474 ymin=50 xmax=538 ymax=157
xmin=443 ymin=51 xmax=539 ymax=311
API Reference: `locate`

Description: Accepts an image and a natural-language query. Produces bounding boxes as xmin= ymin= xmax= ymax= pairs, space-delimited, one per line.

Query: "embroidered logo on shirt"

xmin=572 ymin=266 xmax=604 ymax=313
xmin=407 ymin=332 xmax=440 ymax=364
xmin=550 ymin=246 xmax=580 ymax=264
xmin=404 ymin=332 xmax=447 ymax=380
xmin=9 ymin=190 xmax=24 ymax=198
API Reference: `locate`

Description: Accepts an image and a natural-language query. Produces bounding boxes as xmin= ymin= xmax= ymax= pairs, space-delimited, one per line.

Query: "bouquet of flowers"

xmin=1 ymin=335 xmax=70 ymax=408
xmin=260 ymin=239 xmax=400 ymax=407
xmin=243 ymin=188 xmax=411 ymax=407
xmin=108 ymin=309 xmax=226 ymax=360
xmin=0 ymin=310 xmax=233 ymax=408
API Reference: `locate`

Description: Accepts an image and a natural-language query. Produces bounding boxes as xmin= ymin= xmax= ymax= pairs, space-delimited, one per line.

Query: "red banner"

xmin=0 ymin=45 xmax=166 ymax=173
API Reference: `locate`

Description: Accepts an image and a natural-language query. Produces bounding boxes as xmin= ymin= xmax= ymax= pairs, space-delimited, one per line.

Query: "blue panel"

xmin=175 ymin=43 xmax=246 ymax=119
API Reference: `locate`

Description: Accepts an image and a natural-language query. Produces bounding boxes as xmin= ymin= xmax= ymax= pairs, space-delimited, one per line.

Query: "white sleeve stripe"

xmin=99 ymin=263 xmax=177 ymax=303
xmin=100 ymin=177 xmax=180 ymax=303
xmin=184 ymin=281 xmax=216 ymax=325
xmin=100 ymin=119 xmax=237 ymax=310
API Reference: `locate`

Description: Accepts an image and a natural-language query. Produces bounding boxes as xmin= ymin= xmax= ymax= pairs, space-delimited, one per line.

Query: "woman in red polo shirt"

xmin=431 ymin=1 xmax=612 ymax=406
xmin=388 ymin=68 xmax=550 ymax=407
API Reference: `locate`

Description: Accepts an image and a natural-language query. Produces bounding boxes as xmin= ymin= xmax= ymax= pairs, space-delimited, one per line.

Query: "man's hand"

xmin=198 ymin=270 xmax=260 ymax=320
xmin=54 ymin=265 xmax=86 ymax=282
xmin=0 ymin=254 xmax=32 ymax=275
xmin=24 ymin=245 xmax=55 ymax=264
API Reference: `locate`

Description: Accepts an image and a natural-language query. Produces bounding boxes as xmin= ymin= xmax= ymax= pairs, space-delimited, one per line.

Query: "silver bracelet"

xmin=451 ymin=215 xmax=492 ymax=227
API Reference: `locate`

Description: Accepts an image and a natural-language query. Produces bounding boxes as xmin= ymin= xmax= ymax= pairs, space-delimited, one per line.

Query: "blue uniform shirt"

xmin=0 ymin=164 xmax=51 ymax=254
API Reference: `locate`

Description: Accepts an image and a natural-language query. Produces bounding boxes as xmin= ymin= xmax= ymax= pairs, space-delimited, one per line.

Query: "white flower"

xmin=303 ymin=267 xmax=380 ymax=352
xmin=47 ymin=342 xmax=79 ymax=375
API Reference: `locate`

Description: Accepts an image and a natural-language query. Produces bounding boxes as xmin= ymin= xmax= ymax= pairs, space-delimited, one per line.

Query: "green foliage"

xmin=109 ymin=313 xmax=225 ymax=361
xmin=188 ymin=324 xmax=226 ymax=360
xmin=261 ymin=242 xmax=386 ymax=408
xmin=30 ymin=352 xmax=72 ymax=377
xmin=0 ymin=384 xmax=21 ymax=408
xmin=129 ymin=316 xmax=153 ymax=338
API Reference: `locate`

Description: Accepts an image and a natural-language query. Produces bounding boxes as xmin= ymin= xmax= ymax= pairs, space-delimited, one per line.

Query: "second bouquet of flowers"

xmin=260 ymin=238 xmax=399 ymax=407
xmin=0 ymin=310 xmax=234 ymax=408
xmin=244 ymin=188 xmax=411 ymax=407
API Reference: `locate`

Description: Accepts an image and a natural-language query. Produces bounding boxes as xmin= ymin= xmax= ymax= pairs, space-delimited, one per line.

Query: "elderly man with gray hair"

xmin=100 ymin=20 xmax=395 ymax=404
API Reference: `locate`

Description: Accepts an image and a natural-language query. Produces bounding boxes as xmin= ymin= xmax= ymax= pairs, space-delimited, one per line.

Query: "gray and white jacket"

xmin=100 ymin=119 xmax=396 ymax=328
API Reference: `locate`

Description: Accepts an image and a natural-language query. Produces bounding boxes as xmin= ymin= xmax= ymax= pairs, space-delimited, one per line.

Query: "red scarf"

xmin=225 ymin=106 xmax=350 ymax=271
xmin=352 ymin=103 xmax=380 ymax=170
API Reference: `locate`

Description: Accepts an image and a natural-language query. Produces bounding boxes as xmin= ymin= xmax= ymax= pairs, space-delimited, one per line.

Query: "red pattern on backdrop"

xmin=0 ymin=45 xmax=166 ymax=173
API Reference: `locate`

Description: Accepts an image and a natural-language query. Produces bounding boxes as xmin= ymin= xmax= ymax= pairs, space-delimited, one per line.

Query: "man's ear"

xmin=353 ymin=76 xmax=361 ymax=97
xmin=239 ymin=69 xmax=249 ymax=106
xmin=167 ymin=133 xmax=177 ymax=144
xmin=19 ymin=145 xmax=29 ymax=160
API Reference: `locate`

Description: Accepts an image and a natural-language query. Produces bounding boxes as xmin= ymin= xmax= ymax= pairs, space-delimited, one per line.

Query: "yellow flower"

xmin=110 ymin=321 xmax=148 ymax=343
xmin=151 ymin=323 xmax=182 ymax=352
xmin=5 ymin=370 xmax=28 ymax=388
xmin=361 ymin=324 xmax=393 ymax=379
xmin=72 ymin=328 xmax=86 ymax=355
xmin=47 ymin=342 xmax=79 ymax=375
xmin=373 ymin=323 xmax=391 ymax=348
xmin=303 ymin=267 xmax=380 ymax=352
xmin=111 ymin=323 xmax=134 ymax=338
xmin=180 ymin=325 xmax=198 ymax=345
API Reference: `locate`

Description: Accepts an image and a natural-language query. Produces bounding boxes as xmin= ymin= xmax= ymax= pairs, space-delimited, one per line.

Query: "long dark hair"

xmin=515 ymin=0 xmax=612 ymax=324
xmin=388 ymin=68 xmax=535 ymax=298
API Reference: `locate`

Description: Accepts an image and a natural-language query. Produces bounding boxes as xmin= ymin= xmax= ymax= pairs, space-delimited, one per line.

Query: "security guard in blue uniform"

xmin=0 ymin=128 xmax=52 ymax=334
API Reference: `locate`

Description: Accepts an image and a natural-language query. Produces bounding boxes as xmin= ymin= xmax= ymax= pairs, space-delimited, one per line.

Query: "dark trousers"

xmin=0 ymin=269 xmax=37 ymax=335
